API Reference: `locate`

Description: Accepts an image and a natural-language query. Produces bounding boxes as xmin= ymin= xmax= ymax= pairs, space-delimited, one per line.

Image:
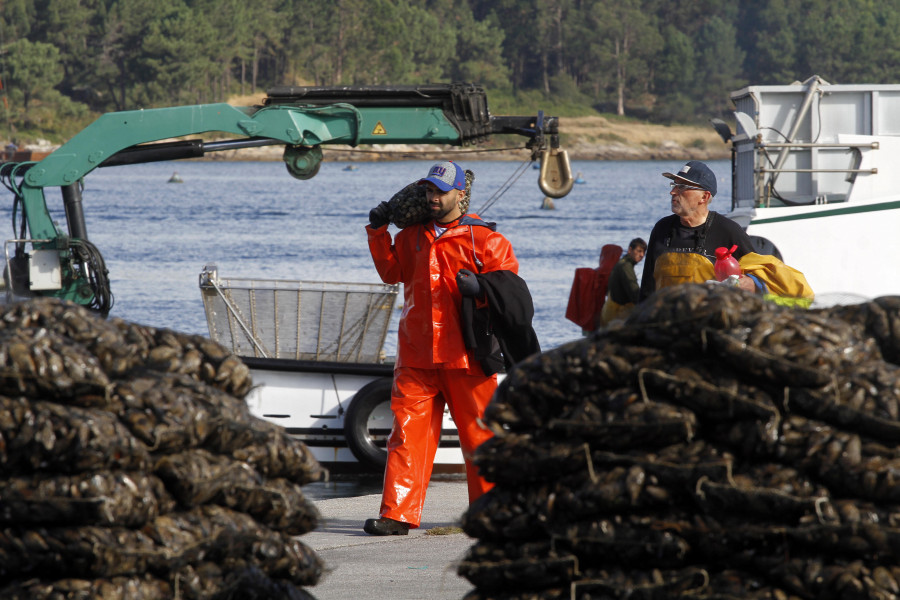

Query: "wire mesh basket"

xmin=199 ymin=264 xmax=398 ymax=363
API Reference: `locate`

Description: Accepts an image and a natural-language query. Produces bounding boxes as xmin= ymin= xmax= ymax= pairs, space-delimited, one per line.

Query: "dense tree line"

xmin=2 ymin=0 xmax=899 ymax=140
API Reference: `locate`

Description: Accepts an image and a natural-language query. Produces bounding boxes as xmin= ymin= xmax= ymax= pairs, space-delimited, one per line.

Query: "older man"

xmin=640 ymin=160 xmax=762 ymax=300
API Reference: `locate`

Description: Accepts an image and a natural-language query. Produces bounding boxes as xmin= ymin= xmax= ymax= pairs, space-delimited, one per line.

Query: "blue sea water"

xmin=7 ymin=157 xmax=730 ymax=355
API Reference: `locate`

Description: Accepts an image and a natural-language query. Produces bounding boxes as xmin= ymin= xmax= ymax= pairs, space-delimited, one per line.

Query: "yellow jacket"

xmin=652 ymin=251 xmax=814 ymax=307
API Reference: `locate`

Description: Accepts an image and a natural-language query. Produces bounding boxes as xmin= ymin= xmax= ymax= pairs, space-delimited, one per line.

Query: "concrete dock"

xmin=303 ymin=479 xmax=476 ymax=600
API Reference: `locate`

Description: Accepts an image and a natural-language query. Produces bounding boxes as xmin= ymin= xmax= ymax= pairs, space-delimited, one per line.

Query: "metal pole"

xmin=758 ymin=168 xmax=876 ymax=174
xmin=767 ymin=77 xmax=822 ymax=191
xmin=61 ymin=183 xmax=88 ymax=240
xmin=762 ymin=142 xmax=879 ymax=150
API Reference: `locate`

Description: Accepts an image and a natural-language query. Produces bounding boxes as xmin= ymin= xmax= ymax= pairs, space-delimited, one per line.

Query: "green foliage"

xmin=0 ymin=0 xmax=34 ymax=41
xmin=6 ymin=88 xmax=90 ymax=141
xmin=4 ymin=0 xmax=900 ymax=139
xmin=3 ymin=38 xmax=64 ymax=110
xmin=741 ymin=0 xmax=798 ymax=85
xmin=486 ymin=88 xmax=548 ymax=115
xmin=487 ymin=86 xmax=598 ymax=118
xmin=650 ymin=92 xmax=696 ymax=125
xmin=588 ymin=0 xmax=663 ymax=116
xmin=652 ymin=26 xmax=696 ymax=122
xmin=695 ymin=16 xmax=745 ymax=118
xmin=452 ymin=10 xmax=510 ymax=90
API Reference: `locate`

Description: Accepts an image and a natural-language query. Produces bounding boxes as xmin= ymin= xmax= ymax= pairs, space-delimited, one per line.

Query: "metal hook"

xmin=538 ymin=148 xmax=574 ymax=198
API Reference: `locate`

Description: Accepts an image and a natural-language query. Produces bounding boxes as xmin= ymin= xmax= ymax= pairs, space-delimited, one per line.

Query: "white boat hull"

xmin=743 ymin=195 xmax=900 ymax=302
xmin=242 ymin=358 xmax=468 ymax=472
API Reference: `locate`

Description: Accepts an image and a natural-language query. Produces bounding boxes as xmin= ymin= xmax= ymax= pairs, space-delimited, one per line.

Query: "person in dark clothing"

xmin=600 ymin=237 xmax=645 ymax=324
xmin=640 ymin=160 xmax=762 ymax=301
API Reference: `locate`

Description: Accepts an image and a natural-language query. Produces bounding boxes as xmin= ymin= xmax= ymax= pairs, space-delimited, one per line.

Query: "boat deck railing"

xmin=735 ymin=139 xmax=881 ymax=209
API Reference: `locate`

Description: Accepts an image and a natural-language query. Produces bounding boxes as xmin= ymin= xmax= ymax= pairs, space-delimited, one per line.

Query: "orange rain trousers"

xmin=379 ymin=365 xmax=496 ymax=528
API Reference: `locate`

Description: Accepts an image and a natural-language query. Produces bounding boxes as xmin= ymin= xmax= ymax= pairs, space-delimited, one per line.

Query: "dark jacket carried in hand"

xmin=459 ymin=270 xmax=541 ymax=375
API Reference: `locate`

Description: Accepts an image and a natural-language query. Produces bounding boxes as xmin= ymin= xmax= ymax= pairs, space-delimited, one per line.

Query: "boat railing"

xmin=759 ymin=142 xmax=880 ymax=150
xmin=741 ymin=139 xmax=881 ymax=209
xmin=730 ymin=76 xmax=900 ymax=211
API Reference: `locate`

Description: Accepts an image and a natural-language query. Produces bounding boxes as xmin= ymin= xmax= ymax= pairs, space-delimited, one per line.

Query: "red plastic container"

xmin=714 ymin=245 xmax=741 ymax=281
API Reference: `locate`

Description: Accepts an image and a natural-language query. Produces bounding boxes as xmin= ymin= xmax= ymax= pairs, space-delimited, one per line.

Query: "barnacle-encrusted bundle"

xmin=460 ymin=284 xmax=900 ymax=599
xmin=388 ymin=168 xmax=475 ymax=228
xmin=460 ymin=168 xmax=474 ymax=213
xmin=0 ymin=298 xmax=326 ymax=599
xmin=387 ymin=182 xmax=427 ymax=228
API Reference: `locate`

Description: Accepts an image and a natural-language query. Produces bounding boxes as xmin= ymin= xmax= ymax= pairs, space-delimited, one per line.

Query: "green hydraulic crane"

xmin=0 ymin=83 xmax=573 ymax=314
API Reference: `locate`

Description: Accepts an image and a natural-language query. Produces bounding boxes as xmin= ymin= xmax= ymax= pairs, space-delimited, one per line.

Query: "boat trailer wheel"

xmin=344 ymin=377 xmax=393 ymax=471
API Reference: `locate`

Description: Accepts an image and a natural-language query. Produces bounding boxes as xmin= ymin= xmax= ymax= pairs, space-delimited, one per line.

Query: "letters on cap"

xmin=418 ymin=161 xmax=465 ymax=192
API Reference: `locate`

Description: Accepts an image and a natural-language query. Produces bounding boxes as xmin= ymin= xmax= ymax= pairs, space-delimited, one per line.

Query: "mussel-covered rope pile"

xmin=459 ymin=284 xmax=900 ymax=600
xmin=0 ymin=298 xmax=327 ymax=600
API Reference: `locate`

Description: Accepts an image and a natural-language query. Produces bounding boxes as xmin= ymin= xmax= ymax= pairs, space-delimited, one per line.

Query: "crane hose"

xmin=69 ymin=238 xmax=114 ymax=316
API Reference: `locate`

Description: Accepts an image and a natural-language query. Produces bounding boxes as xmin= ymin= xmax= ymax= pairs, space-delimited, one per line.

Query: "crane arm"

xmin=1 ymin=83 xmax=572 ymax=312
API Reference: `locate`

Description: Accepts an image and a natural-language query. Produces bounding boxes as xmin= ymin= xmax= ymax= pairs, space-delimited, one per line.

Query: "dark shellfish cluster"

xmin=387 ymin=169 xmax=475 ymax=228
xmin=0 ymin=298 xmax=325 ymax=599
xmin=460 ymin=284 xmax=900 ymax=600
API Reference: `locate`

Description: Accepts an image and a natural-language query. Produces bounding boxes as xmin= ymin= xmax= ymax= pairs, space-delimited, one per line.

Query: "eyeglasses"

xmin=670 ymin=182 xmax=707 ymax=193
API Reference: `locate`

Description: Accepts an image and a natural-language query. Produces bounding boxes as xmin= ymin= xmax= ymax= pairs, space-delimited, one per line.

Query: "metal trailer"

xmin=198 ymin=265 xmax=426 ymax=470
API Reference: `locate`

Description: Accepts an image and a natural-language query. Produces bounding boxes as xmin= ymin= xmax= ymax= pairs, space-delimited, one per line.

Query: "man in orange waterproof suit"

xmin=363 ymin=161 xmax=520 ymax=535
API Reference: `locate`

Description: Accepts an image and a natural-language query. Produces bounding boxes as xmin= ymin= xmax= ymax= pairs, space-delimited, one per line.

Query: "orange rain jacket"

xmin=367 ymin=214 xmax=519 ymax=526
xmin=367 ymin=214 xmax=519 ymax=373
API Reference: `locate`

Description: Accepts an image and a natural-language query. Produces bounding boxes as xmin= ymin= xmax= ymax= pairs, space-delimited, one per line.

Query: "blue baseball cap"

xmin=663 ymin=160 xmax=717 ymax=197
xmin=418 ymin=161 xmax=466 ymax=192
